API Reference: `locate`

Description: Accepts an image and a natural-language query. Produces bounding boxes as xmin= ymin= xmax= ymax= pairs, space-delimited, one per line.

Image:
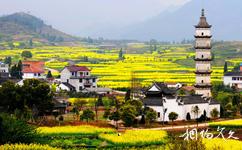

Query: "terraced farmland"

xmin=0 ymin=44 xmax=240 ymax=88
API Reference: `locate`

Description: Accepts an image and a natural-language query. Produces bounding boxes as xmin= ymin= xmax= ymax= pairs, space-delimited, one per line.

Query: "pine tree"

xmin=119 ymin=48 xmax=124 ymax=60
xmin=224 ymin=61 xmax=228 ymax=73
xmin=46 ymin=70 xmax=53 ymax=78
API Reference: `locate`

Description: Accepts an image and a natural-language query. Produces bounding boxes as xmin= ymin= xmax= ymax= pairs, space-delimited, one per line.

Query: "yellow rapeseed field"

xmin=204 ymin=138 xmax=242 ymax=150
xmin=209 ymin=119 xmax=242 ymax=128
xmin=99 ymin=130 xmax=168 ymax=146
xmin=38 ymin=125 xmax=115 ymax=136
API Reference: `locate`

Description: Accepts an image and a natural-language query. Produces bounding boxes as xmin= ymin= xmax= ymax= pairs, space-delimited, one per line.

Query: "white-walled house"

xmin=223 ymin=64 xmax=242 ymax=89
xmin=22 ymin=61 xmax=45 ymax=79
xmin=224 ymin=72 xmax=242 ymax=89
xmin=142 ymin=82 xmax=220 ymax=122
xmin=60 ymin=65 xmax=97 ymax=92
xmin=0 ymin=62 xmax=9 ymax=78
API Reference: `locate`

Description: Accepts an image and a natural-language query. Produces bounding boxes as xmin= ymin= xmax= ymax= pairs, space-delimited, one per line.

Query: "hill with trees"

xmin=0 ymin=12 xmax=78 ymax=44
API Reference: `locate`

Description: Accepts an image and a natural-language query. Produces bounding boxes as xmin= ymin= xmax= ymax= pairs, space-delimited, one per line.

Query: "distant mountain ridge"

xmin=0 ymin=12 xmax=77 ymax=43
xmin=116 ymin=0 xmax=242 ymax=41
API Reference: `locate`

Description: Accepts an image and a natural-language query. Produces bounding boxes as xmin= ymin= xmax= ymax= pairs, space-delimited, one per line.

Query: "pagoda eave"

xmin=194 ymin=46 xmax=212 ymax=49
xmin=194 ymin=84 xmax=212 ymax=88
xmin=194 ymin=35 xmax=212 ymax=38
xmin=194 ymin=71 xmax=213 ymax=74
xmin=194 ymin=25 xmax=212 ymax=28
xmin=194 ymin=58 xmax=213 ymax=61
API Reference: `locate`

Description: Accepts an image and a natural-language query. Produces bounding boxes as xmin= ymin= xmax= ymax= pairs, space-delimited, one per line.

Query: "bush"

xmin=80 ymin=109 xmax=95 ymax=122
xmin=0 ymin=113 xmax=38 ymax=144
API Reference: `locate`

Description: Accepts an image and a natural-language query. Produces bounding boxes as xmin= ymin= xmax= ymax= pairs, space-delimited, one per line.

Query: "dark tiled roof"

xmin=142 ymin=97 xmax=163 ymax=106
xmin=66 ymin=65 xmax=90 ymax=72
xmin=209 ymin=99 xmax=220 ymax=105
xmin=195 ymin=9 xmax=211 ymax=28
xmin=153 ymin=82 xmax=178 ymax=95
xmin=224 ymin=72 xmax=242 ymax=76
xmin=179 ymin=95 xmax=208 ymax=105
xmin=62 ymin=82 xmax=75 ymax=90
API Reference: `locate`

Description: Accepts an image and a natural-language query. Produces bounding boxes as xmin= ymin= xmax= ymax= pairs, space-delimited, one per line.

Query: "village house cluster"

xmin=0 ymin=9 xmax=240 ymax=123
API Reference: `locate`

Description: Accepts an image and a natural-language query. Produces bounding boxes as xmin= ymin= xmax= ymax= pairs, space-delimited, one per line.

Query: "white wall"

xmin=196 ymin=75 xmax=211 ymax=84
xmin=196 ymin=51 xmax=211 ymax=59
xmin=196 ymin=61 xmax=211 ymax=71
xmin=224 ymin=76 xmax=242 ymax=88
xmin=163 ymin=98 xmax=184 ymax=121
xmin=23 ymin=73 xmax=45 ymax=79
xmin=184 ymin=103 xmax=209 ymax=120
xmin=196 ymin=38 xmax=211 ymax=47
xmin=195 ymin=28 xmax=211 ymax=36
xmin=0 ymin=64 xmax=9 ymax=73
xmin=60 ymin=68 xmax=71 ymax=82
xmin=195 ymin=88 xmax=211 ymax=97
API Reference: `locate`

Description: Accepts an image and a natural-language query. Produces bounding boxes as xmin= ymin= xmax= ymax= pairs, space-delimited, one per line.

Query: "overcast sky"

xmin=0 ymin=0 xmax=191 ymax=36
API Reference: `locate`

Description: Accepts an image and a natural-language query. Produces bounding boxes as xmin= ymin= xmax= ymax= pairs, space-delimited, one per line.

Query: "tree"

xmin=190 ymin=89 xmax=196 ymax=96
xmin=145 ymin=108 xmax=157 ymax=125
xmin=210 ymin=108 xmax=219 ymax=119
xmin=29 ymin=39 xmax=33 ymax=47
xmin=46 ymin=70 xmax=53 ymax=78
xmin=192 ymin=106 xmax=200 ymax=127
xmin=125 ymin=89 xmax=131 ymax=102
xmin=186 ymin=112 xmax=191 ymax=121
xmin=119 ymin=48 xmax=124 ymax=60
xmin=80 ymin=109 xmax=95 ymax=122
xmin=22 ymin=79 xmax=54 ymax=116
xmin=4 ymin=56 xmax=12 ymax=66
xmin=168 ymin=112 xmax=178 ymax=126
xmin=73 ymin=99 xmax=87 ymax=111
xmin=120 ymin=104 xmax=136 ymax=127
xmin=126 ymin=100 xmax=143 ymax=116
xmin=162 ymin=107 xmax=168 ymax=126
xmin=103 ymin=108 xmax=111 ymax=119
xmin=0 ymin=113 xmax=38 ymax=144
xmin=10 ymin=60 xmax=23 ymax=79
xmin=21 ymin=51 xmax=33 ymax=58
xmin=203 ymin=110 xmax=207 ymax=120
xmin=97 ymin=95 xmax=104 ymax=106
xmin=224 ymin=61 xmax=228 ymax=73
xmin=179 ymin=89 xmax=186 ymax=96
xmin=109 ymin=111 xmax=121 ymax=129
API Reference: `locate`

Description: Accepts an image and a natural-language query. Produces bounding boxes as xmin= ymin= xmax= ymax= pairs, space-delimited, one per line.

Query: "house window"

xmin=158 ymin=112 xmax=161 ymax=118
xmin=201 ymin=55 xmax=204 ymax=58
xmin=72 ymin=72 xmax=74 ymax=76
xmin=34 ymin=73 xmax=37 ymax=76
xmin=93 ymin=78 xmax=96 ymax=82
xmin=38 ymin=73 xmax=41 ymax=76
xmin=201 ymin=80 xmax=204 ymax=83
xmin=79 ymin=79 xmax=83 ymax=83
xmin=232 ymin=77 xmax=236 ymax=81
xmin=79 ymin=86 xmax=83 ymax=91
xmin=86 ymin=72 xmax=89 ymax=76
xmin=201 ymin=32 xmax=204 ymax=36
xmin=80 ymin=72 xmax=83 ymax=76
xmin=67 ymin=79 xmax=69 ymax=83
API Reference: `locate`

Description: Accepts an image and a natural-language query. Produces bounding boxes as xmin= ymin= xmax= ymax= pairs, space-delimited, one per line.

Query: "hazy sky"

xmin=0 ymin=0 xmax=191 ymax=36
